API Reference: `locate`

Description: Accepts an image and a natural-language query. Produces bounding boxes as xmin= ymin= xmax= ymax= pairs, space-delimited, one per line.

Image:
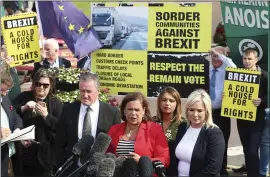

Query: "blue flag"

xmin=37 ymin=1 xmax=102 ymax=58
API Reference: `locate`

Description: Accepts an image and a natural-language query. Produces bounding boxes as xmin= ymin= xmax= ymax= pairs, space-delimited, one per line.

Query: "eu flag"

xmin=37 ymin=1 xmax=102 ymax=58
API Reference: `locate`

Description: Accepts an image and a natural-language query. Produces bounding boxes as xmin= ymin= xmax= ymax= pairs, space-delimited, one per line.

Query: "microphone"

xmin=85 ymin=152 xmax=106 ymax=177
xmin=121 ymin=158 xmax=138 ymax=177
xmin=89 ymin=132 xmax=112 ymax=157
xmin=113 ymin=157 xmax=125 ymax=177
xmin=152 ymin=160 xmax=166 ymax=177
xmin=55 ymin=135 xmax=94 ymax=177
xmin=96 ymin=158 xmax=116 ymax=177
xmin=105 ymin=152 xmax=117 ymax=160
xmin=138 ymin=156 xmax=153 ymax=177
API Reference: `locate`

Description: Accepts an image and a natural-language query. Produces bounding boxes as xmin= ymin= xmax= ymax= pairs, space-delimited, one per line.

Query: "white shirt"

xmin=1 ymin=105 xmax=16 ymax=157
xmin=210 ymin=54 xmax=237 ymax=109
xmin=78 ymin=99 xmax=100 ymax=139
xmin=83 ymin=56 xmax=91 ymax=70
xmin=42 ymin=57 xmax=60 ymax=68
xmin=175 ymin=126 xmax=202 ymax=176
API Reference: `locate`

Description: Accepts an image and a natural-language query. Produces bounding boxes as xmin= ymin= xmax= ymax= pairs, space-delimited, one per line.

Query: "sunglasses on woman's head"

xmin=35 ymin=82 xmax=50 ymax=88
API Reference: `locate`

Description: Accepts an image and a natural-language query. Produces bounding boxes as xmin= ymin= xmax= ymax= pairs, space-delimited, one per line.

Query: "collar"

xmin=210 ymin=64 xmax=224 ymax=73
xmin=81 ymin=99 xmax=99 ymax=111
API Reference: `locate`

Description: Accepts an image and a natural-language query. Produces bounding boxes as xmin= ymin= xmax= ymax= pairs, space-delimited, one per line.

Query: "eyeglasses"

xmin=35 ymin=82 xmax=50 ymax=88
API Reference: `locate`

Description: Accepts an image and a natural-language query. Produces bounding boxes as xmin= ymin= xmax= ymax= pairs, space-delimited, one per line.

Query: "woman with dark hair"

xmin=153 ymin=87 xmax=184 ymax=176
xmin=107 ymin=92 xmax=170 ymax=170
xmin=13 ymin=68 xmax=63 ymax=176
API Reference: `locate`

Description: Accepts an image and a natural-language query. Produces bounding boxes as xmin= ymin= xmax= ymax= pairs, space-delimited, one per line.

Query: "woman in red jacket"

xmin=107 ymin=92 xmax=170 ymax=168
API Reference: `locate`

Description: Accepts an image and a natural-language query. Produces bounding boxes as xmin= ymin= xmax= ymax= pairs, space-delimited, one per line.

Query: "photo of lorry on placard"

xmin=92 ymin=7 xmax=122 ymax=48
xmin=91 ymin=4 xmax=148 ymax=50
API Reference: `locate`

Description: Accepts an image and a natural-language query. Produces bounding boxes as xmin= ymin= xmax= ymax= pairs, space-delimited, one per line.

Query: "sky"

xmin=115 ymin=7 xmax=148 ymax=19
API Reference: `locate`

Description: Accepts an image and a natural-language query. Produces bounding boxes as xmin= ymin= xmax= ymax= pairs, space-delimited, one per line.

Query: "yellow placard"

xmin=1 ymin=12 xmax=41 ymax=67
xmin=91 ymin=50 xmax=147 ymax=95
xmin=148 ymin=3 xmax=212 ymax=52
xmin=221 ymin=68 xmax=261 ymax=121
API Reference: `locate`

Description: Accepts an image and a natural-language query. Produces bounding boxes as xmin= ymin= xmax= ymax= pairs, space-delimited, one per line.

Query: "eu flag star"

xmin=68 ymin=23 xmax=75 ymax=31
xmin=87 ymin=24 xmax=91 ymax=29
xmin=64 ymin=16 xmax=67 ymax=22
xmin=78 ymin=26 xmax=84 ymax=34
xmin=58 ymin=5 xmax=64 ymax=11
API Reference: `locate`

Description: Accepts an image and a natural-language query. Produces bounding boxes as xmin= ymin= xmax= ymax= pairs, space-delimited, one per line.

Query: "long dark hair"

xmin=31 ymin=68 xmax=56 ymax=98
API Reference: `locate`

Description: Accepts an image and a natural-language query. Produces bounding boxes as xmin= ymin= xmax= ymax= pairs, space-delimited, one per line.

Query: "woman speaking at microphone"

xmin=13 ymin=68 xmax=63 ymax=176
xmin=107 ymin=92 xmax=170 ymax=170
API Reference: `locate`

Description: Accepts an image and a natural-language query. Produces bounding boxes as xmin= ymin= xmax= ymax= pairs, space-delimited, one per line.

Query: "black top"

xmin=13 ymin=91 xmax=63 ymax=170
xmin=172 ymin=121 xmax=225 ymax=177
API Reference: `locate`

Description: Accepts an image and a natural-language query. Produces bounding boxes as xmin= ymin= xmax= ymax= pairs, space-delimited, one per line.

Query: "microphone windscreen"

xmin=89 ymin=132 xmax=112 ymax=156
xmin=105 ymin=152 xmax=117 ymax=160
xmin=113 ymin=157 xmax=125 ymax=177
xmin=138 ymin=156 xmax=153 ymax=177
xmin=86 ymin=152 xmax=106 ymax=176
xmin=153 ymin=160 xmax=166 ymax=177
xmin=121 ymin=158 xmax=138 ymax=177
xmin=72 ymin=134 xmax=94 ymax=157
xmin=96 ymin=158 xmax=116 ymax=177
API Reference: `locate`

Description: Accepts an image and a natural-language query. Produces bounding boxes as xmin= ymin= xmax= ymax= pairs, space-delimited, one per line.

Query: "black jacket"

xmin=13 ymin=91 xmax=63 ymax=172
xmin=77 ymin=56 xmax=90 ymax=69
xmin=172 ymin=122 xmax=225 ymax=177
xmin=1 ymin=95 xmax=23 ymax=177
xmin=32 ymin=57 xmax=71 ymax=78
xmin=55 ymin=101 xmax=121 ymax=167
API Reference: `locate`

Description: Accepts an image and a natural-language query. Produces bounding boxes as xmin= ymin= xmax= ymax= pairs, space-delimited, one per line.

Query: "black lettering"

xmin=224 ymin=108 xmax=228 ymax=115
xmin=248 ymin=112 xmax=253 ymax=119
xmin=155 ymin=29 xmax=162 ymax=37
xmin=156 ymin=12 xmax=162 ymax=20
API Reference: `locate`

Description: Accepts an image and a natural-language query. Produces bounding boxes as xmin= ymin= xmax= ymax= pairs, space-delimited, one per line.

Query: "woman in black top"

xmin=13 ymin=68 xmax=63 ymax=176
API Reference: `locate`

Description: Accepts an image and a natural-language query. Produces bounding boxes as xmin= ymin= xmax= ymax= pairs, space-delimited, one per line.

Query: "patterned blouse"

xmin=153 ymin=116 xmax=183 ymax=141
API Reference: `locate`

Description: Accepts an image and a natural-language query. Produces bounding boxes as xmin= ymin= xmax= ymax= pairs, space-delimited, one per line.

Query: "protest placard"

xmin=220 ymin=1 xmax=268 ymax=71
xmin=1 ymin=12 xmax=41 ymax=67
xmin=91 ymin=2 xmax=212 ymax=97
xmin=221 ymin=67 xmax=261 ymax=121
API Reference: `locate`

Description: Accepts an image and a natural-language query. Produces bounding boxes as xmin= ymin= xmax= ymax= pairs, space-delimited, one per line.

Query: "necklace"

xmin=126 ymin=125 xmax=139 ymax=138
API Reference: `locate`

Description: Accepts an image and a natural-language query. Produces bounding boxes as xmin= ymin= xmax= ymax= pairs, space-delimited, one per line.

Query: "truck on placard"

xmin=92 ymin=7 xmax=122 ymax=48
xmin=121 ymin=22 xmax=128 ymax=38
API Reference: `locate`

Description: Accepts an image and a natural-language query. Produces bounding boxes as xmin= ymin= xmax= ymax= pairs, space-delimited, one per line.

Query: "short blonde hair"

xmin=44 ymin=38 xmax=59 ymax=50
xmin=184 ymin=89 xmax=216 ymax=129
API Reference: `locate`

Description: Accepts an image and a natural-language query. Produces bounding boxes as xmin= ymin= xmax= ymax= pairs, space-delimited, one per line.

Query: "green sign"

xmin=220 ymin=1 xmax=268 ymax=71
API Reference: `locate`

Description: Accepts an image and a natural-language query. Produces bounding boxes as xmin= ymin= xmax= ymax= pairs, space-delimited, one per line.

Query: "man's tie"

xmin=82 ymin=106 xmax=92 ymax=136
xmin=210 ymin=69 xmax=217 ymax=101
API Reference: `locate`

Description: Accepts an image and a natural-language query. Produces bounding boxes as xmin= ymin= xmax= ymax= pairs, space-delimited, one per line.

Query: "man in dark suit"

xmin=32 ymin=38 xmax=71 ymax=78
xmin=1 ymin=69 xmax=23 ymax=177
xmin=77 ymin=55 xmax=91 ymax=70
xmin=55 ymin=72 xmax=121 ymax=168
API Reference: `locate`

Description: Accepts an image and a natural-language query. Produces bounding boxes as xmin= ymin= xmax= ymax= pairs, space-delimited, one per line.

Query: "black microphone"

xmin=153 ymin=160 xmax=166 ymax=177
xmin=55 ymin=135 xmax=94 ymax=177
xmin=113 ymin=157 xmax=125 ymax=177
xmin=96 ymin=158 xmax=116 ymax=177
xmin=89 ymin=132 xmax=112 ymax=157
xmin=138 ymin=156 xmax=153 ymax=177
xmin=121 ymin=158 xmax=138 ymax=177
xmin=85 ymin=152 xmax=106 ymax=177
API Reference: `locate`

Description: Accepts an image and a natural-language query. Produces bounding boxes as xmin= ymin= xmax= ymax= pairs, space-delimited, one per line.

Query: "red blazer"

xmin=107 ymin=121 xmax=170 ymax=168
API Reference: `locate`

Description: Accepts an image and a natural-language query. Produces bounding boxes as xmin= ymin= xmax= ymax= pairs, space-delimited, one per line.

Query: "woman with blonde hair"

xmin=153 ymin=87 xmax=184 ymax=176
xmin=174 ymin=89 xmax=225 ymax=176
